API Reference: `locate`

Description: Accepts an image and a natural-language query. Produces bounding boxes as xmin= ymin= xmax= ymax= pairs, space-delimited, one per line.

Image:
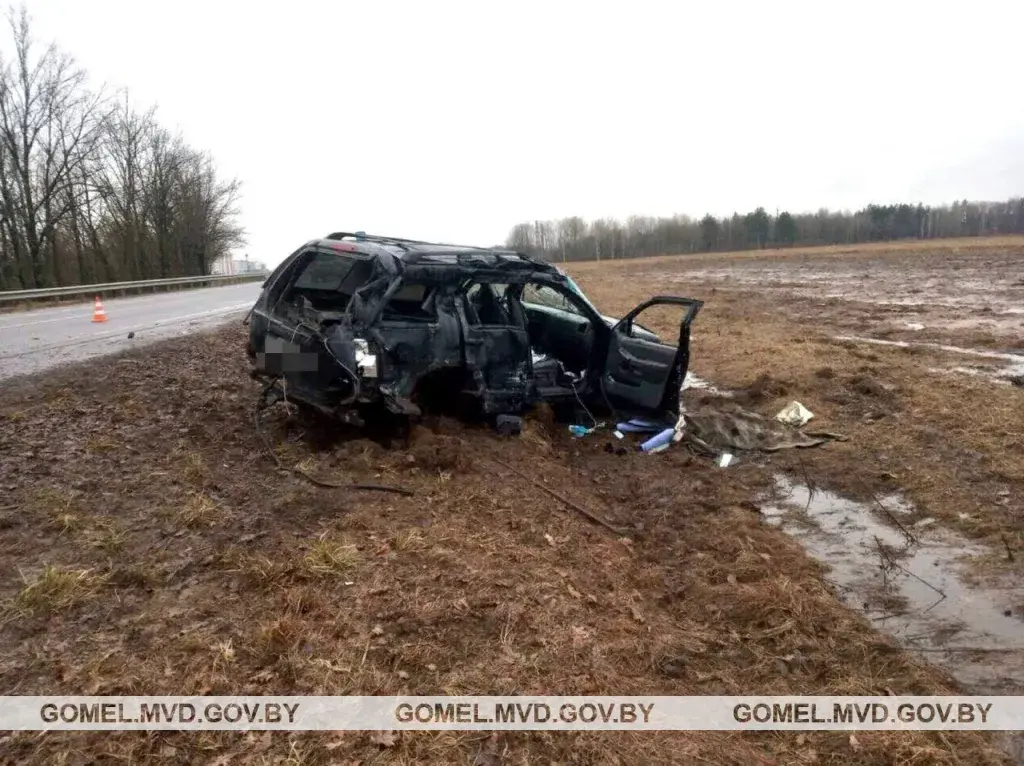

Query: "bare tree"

xmin=0 ymin=5 xmax=246 ymax=289
xmin=0 ymin=7 xmax=108 ymax=288
xmin=93 ymin=99 xmax=155 ymax=280
xmin=557 ymin=216 xmax=586 ymax=262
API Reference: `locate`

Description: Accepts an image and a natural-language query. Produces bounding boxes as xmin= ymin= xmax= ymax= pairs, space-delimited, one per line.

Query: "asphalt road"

xmin=0 ymin=282 xmax=263 ymax=382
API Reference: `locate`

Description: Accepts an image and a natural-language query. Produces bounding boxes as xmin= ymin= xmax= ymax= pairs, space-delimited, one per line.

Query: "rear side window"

xmin=292 ymin=252 xmax=372 ymax=293
xmin=382 ymin=282 xmax=435 ymax=321
xmin=283 ymin=250 xmax=375 ymax=312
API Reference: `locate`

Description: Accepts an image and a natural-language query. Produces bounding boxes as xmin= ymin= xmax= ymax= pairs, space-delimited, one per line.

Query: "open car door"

xmin=600 ymin=296 xmax=703 ymax=421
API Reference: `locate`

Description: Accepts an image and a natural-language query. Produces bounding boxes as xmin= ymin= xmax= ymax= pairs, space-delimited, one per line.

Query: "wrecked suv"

xmin=246 ymin=232 xmax=702 ymax=429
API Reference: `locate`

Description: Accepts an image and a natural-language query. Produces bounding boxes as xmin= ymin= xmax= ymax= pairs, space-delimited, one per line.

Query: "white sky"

xmin=21 ymin=0 xmax=1024 ymax=266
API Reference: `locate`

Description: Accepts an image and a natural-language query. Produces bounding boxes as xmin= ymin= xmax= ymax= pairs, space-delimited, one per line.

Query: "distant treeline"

xmin=505 ymin=197 xmax=1024 ymax=263
xmin=0 ymin=7 xmax=245 ymax=291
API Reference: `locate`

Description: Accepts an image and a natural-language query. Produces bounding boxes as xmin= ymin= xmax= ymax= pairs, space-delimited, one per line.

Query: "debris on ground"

xmin=572 ymin=399 xmax=838 ymax=461
xmin=639 ymin=427 xmax=675 ymax=453
xmin=672 ymin=411 xmax=687 ymax=443
xmin=568 ymin=423 xmax=603 ymax=437
xmin=683 ymin=406 xmax=844 ymax=454
xmin=775 ymin=400 xmax=814 ymax=427
xmin=616 ymin=418 xmax=665 ymax=434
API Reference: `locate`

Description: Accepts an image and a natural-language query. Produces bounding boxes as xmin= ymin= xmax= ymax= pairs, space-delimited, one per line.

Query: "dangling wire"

xmin=570 ymin=376 xmax=598 ymax=428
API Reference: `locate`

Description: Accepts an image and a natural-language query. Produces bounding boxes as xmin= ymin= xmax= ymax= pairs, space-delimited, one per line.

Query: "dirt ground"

xmin=571 ymin=236 xmax=1024 ymax=547
xmin=1 ymin=238 xmax=1022 ymax=764
xmin=572 ymin=236 xmax=1024 ymax=740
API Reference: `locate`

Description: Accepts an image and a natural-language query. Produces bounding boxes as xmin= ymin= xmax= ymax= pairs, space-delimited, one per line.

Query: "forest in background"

xmin=0 ymin=7 xmax=244 ymax=291
xmin=506 ymin=198 xmax=1024 ymax=263
xmin=7 ymin=1 xmax=1018 ymax=289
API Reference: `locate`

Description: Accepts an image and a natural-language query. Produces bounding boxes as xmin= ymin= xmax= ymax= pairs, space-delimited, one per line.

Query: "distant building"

xmin=211 ymin=253 xmax=267 ymax=275
xmin=232 ymin=258 xmax=267 ymax=274
xmin=210 ymin=253 xmax=234 ymax=275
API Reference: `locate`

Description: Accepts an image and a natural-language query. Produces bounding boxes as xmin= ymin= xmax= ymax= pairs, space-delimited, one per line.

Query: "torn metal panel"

xmin=462 ymin=325 xmax=532 ymax=414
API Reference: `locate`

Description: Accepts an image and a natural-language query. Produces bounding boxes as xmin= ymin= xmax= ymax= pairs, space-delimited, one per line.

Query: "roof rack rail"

xmin=324 ymin=232 xmax=536 ymax=263
xmin=325 ymin=232 xmax=437 ymax=248
xmin=324 ymin=231 xmax=524 ymax=253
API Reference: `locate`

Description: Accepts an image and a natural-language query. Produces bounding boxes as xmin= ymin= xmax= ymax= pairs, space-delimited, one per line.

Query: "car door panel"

xmin=602 ymin=296 xmax=703 ymax=417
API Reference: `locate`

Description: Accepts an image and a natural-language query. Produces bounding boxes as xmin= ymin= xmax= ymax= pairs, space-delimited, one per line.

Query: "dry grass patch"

xmin=179 ymin=491 xmax=220 ymax=527
xmin=84 ymin=435 xmax=119 ymax=453
xmin=391 ymin=528 xmax=429 ymax=552
xmin=12 ymin=565 xmax=107 ymax=615
xmin=230 ymin=553 xmax=298 ymax=590
xmin=281 ymin=585 xmax=327 ymax=617
xmin=254 ymin=616 xmax=308 ymax=666
xmin=48 ymin=509 xmax=80 ymax=534
xmin=295 ymin=456 xmax=317 ymax=474
xmin=213 ymin=639 xmax=237 ymax=668
xmin=87 ymin=518 xmax=128 ymax=552
xmin=34 ymin=488 xmax=81 ymax=532
xmin=302 ymin=534 xmax=362 ymax=578
xmin=183 ymin=451 xmax=208 ymax=485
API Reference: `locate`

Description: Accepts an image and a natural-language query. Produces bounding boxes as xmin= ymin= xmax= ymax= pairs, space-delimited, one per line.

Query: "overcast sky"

xmin=21 ymin=0 xmax=1024 ymax=265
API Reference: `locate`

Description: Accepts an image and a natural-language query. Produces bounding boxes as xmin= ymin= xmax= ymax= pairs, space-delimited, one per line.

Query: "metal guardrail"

xmin=0 ymin=272 xmax=269 ymax=303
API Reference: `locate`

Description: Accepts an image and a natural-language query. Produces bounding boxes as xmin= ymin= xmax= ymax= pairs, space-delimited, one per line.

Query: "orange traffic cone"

xmin=91 ymin=296 xmax=108 ymax=323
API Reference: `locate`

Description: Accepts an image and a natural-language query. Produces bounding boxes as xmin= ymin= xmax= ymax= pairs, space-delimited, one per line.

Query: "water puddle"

xmin=761 ymin=475 xmax=1024 ymax=693
xmin=835 ymin=334 xmax=1024 ymax=384
xmin=926 ymin=364 xmax=1018 ymax=384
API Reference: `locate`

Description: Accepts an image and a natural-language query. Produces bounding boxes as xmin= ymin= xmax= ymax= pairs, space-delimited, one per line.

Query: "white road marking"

xmin=0 ymin=313 xmax=92 ymax=330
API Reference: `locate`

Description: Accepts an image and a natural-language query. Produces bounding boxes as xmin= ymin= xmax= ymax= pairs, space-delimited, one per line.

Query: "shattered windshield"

xmin=522 ymin=283 xmax=585 ymax=316
xmin=557 ymin=270 xmax=601 ymax=315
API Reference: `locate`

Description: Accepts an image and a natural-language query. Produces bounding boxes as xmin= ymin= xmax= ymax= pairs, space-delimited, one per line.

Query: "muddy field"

xmin=0 ymin=238 xmax=1022 ymax=764
xmin=572 ymin=238 xmax=1024 ymax=705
